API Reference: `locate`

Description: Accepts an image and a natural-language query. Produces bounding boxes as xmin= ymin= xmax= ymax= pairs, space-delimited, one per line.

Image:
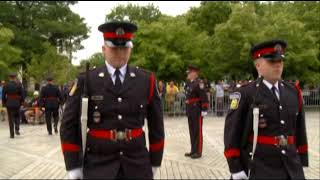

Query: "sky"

xmin=69 ymin=1 xmax=201 ymax=65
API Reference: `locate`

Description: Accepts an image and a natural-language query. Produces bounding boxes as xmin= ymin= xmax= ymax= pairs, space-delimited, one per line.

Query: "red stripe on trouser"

xmin=224 ymin=148 xmax=240 ymax=158
xmin=198 ymin=115 xmax=203 ymax=154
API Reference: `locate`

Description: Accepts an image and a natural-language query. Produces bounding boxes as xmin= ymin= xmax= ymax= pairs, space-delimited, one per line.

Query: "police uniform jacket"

xmin=224 ymin=79 xmax=308 ymax=179
xmin=60 ymin=65 xmax=164 ymax=179
xmin=185 ymin=78 xmax=209 ymax=112
xmin=2 ymin=80 xmax=25 ymax=109
xmin=40 ymin=84 xmax=62 ymax=110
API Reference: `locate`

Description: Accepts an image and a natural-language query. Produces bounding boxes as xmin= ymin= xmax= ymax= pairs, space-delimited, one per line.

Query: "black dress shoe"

xmin=10 ymin=135 xmax=14 ymax=139
xmin=191 ymin=153 xmax=202 ymax=159
xmin=15 ymin=131 xmax=20 ymax=135
xmin=184 ymin=152 xmax=193 ymax=157
xmin=48 ymin=132 xmax=52 ymax=135
xmin=54 ymin=128 xmax=58 ymax=134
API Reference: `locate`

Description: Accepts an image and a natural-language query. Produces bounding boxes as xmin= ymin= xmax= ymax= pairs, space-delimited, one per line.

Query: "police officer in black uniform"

xmin=40 ymin=76 xmax=62 ymax=135
xmin=224 ymin=40 xmax=308 ymax=179
xmin=2 ymin=72 xmax=25 ymax=138
xmin=184 ymin=65 xmax=209 ymax=159
xmin=60 ymin=21 xmax=164 ymax=179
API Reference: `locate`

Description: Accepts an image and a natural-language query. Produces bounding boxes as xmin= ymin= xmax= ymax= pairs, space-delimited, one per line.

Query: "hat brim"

xmin=105 ymin=40 xmax=133 ymax=48
xmin=262 ymin=53 xmax=285 ymax=61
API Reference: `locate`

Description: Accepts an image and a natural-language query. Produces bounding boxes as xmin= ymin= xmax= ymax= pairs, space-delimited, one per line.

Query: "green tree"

xmin=186 ymin=1 xmax=232 ymax=36
xmin=0 ymin=1 xmax=89 ymax=84
xmin=79 ymin=53 xmax=105 ymax=72
xmin=0 ymin=25 xmax=22 ymax=80
xmin=26 ymin=42 xmax=74 ymax=85
xmin=106 ymin=3 xmax=162 ymax=24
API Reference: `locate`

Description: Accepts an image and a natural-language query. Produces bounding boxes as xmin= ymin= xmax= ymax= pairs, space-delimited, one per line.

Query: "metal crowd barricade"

xmin=162 ymin=89 xmax=320 ymax=117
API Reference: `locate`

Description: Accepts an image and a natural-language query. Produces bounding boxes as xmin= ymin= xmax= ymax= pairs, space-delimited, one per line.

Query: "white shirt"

xmin=263 ymin=80 xmax=280 ymax=100
xmin=105 ymin=61 xmax=127 ymax=85
xmin=215 ymin=84 xmax=224 ymax=97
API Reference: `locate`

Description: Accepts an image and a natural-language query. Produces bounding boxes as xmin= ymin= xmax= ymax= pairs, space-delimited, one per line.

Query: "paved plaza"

xmin=0 ymin=111 xmax=319 ymax=179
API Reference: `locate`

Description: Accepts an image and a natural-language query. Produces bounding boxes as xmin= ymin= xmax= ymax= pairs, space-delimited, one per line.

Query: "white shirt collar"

xmin=105 ymin=61 xmax=127 ymax=77
xmin=263 ymin=80 xmax=279 ymax=91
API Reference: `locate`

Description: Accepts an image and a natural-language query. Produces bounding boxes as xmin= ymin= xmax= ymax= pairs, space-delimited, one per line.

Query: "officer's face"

xmin=256 ymin=58 xmax=283 ymax=83
xmin=102 ymin=45 xmax=132 ymax=68
xmin=187 ymin=71 xmax=198 ymax=81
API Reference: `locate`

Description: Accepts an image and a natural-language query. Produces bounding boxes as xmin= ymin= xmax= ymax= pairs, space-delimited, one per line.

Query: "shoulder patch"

xmin=229 ymin=92 xmax=241 ymax=110
xmin=69 ymin=79 xmax=78 ymax=96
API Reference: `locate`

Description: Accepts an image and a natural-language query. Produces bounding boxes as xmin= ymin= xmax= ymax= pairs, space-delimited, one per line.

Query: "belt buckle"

xmin=275 ymin=135 xmax=288 ymax=147
xmin=116 ymin=131 xmax=126 ymax=141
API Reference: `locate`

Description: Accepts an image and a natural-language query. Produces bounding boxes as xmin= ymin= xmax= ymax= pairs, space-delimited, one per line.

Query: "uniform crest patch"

xmin=229 ymin=92 xmax=241 ymax=110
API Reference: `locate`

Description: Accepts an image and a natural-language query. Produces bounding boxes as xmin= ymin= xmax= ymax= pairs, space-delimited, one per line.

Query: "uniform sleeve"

xmin=224 ymin=89 xmax=249 ymax=173
xmin=2 ymin=85 xmax=6 ymax=106
xmin=60 ymin=76 xmax=84 ymax=170
xmin=198 ymin=84 xmax=209 ymax=111
xmin=146 ymin=73 xmax=165 ymax=167
xmin=294 ymin=85 xmax=308 ymax=166
xmin=39 ymin=87 xmax=45 ymax=107
xmin=19 ymin=84 xmax=25 ymax=104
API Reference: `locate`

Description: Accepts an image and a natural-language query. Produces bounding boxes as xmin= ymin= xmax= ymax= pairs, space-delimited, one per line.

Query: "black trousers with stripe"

xmin=186 ymin=104 xmax=203 ymax=155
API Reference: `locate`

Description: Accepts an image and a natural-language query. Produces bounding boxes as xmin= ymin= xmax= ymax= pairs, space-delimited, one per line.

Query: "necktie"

xmin=114 ymin=69 xmax=121 ymax=91
xmin=271 ymin=86 xmax=279 ymax=101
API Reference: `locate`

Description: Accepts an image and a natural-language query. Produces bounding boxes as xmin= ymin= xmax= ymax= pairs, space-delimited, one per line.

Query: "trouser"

xmin=7 ymin=108 xmax=20 ymax=137
xmin=45 ymin=109 xmax=59 ymax=134
xmin=187 ymin=105 xmax=203 ymax=155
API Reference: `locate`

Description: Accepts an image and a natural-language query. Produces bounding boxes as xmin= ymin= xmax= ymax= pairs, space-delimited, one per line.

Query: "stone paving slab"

xmin=0 ymin=111 xmax=319 ymax=179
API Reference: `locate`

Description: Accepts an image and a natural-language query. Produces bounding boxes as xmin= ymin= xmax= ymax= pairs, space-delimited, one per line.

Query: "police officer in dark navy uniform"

xmin=60 ymin=21 xmax=164 ymax=179
xmin=2 ymin=72 xmax=25 ymax=138
xmin=184 ymin=65 xmax=209 ymax=159
xmin=40 ymin=76 xmax=62 ymax=135
xmin=224 ymin=40 xmax=308 ymax=179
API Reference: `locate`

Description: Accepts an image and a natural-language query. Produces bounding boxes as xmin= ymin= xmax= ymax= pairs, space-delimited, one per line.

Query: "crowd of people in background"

xmin=157 ymin=78 xmax=320 ymax=116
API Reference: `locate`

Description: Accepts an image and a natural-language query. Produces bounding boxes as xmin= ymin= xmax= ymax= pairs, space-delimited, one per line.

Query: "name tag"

xmin=91 ymin=95 xmax=104 ymax=101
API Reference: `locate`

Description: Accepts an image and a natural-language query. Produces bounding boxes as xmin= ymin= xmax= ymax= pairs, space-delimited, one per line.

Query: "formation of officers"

xmin=2 ymin=75 xmax=63 ymax=138
xmin=2 ymin=20 xmax=309 ymax=179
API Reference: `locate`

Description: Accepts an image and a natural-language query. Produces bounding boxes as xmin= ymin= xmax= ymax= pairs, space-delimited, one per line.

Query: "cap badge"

xmin=116 ymin=28 xmax=125 ymax=36
xmin=274 ymin=44 xmax=282 ymax=53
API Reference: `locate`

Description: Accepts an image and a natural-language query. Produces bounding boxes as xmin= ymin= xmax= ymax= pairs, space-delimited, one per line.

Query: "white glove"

xmin=68 ymin=167 xmax=83 ymax=179
xmin=232 ymin=170 xmax=248 ymax=180
xmin=201 ymin=111 xmax=208 ymax=117
xmin=152 ymin=166 xmax=159 ymax=176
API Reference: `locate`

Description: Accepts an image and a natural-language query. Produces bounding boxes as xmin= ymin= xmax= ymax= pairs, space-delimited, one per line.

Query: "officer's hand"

xmin=232 ymin=170 xmax=248 ymax=180
xmin=67 ymin=167 xmax=83 ymax=179
xmin=201 ymin=111 xmax=208 ymax=117
xmin=152 ymin=166 xmax=159 ymax=176
xmin=41 ymin=107 xmax=45 ymax=111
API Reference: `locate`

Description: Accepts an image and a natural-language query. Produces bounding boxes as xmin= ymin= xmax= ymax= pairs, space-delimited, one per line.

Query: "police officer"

xmin=40 ymin=76 xmax=62 ymax=135
xmin=60 ymin=21 xmax=164 ymax=179
xmin=184 ymin=65 xmax=209 ymax=159
xmin=2 ymin=72 xmax=25 ymax=138
xmin=224 ymin=40 xmax=308 ymax=179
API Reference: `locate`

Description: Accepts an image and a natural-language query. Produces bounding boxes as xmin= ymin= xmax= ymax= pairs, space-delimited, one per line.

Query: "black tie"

xmin=271 ymin=86 xmax=279 ymax=101
xmin=114 ymin=69 xmax=122 ymax=91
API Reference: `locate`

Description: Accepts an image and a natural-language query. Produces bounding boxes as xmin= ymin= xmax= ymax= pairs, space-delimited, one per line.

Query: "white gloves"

xmin=232 ymin=170 xmax=248 ymax=180
xmin=68 ymin=167 xmax=83 ymax=179
xmin=152 ymin=166 xmax=159 ymax=176
xmin=201 ymin=111 xmax=208 ymax=117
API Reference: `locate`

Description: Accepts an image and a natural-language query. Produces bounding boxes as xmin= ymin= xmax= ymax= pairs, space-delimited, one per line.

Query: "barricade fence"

xmin=163 ymin=89 xmax=320 ymax=117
